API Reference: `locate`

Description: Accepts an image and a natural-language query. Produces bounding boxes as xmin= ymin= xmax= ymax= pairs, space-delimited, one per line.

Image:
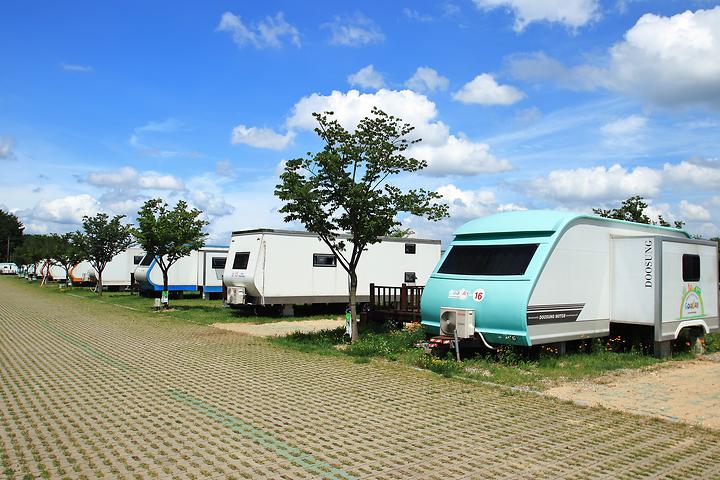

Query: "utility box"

xmin=439 ymin=308 xmax=475 ymax=338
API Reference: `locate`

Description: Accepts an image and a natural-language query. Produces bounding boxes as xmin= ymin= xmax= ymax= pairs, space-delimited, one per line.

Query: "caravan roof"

xmin=230 ymin=228 xmax=442 ymax=245
xmin=453 ymin=210 xmax=691 ymax=239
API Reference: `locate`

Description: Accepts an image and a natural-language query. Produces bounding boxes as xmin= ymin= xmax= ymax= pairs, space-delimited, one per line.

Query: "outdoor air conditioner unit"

xmin=227 ymin=286 xmax=246 ymax=305
xmin=439 ymin=308 xmax=475 ymax=338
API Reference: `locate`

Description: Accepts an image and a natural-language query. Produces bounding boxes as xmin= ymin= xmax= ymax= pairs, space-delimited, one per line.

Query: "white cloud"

xmin=663 ymin=158 xmax=720 ymax=189
xmin=286 ymin=88 xmax=509 ymax=176
xmin=509 ymin=8 xmax=720 ymax=110
xmin=507 ymin=51 xmax=606 ymax=90
xmin=405 ymin=67 xmax=449 ymax=94
xmin=60 ymin=63 xmax=93 ymax=73
xmin=0 ymin=136 xmax=16 ymax=160
xmin=230 ymin=125 xmax=295 ymax=150
xmin=531 ymin=164 xmax=662 ymax=201
xmin=85 ymin=166 xmax=185 ymax=191
xmin=679 ymin=200 xmax=711 ymax=221
xmin=452 ymin=74 xmax=525 ymax=105
xmin=32 ymin=194 xmax=100 ymax=224
xmin=136 ymin=118 xmax=185 ymax=133
xmin=215 ymin=159 xmax=235 ymax=178
xmin=403 ymin=8 xmax=433 ymax=23
xmin=407 ymin=135 xmax=511 ymax=175
xmin=323 ymin=13 xmax=385 ymax=46
xmin=347 ymin=65 xmax=385 ymax=89
xmin=474 ymin=0 xmax=600 ymax=31
xmin=218 ymin=11 xmax=300 ymax=49
xmin=190 ymin=190 xmax=235 ymax=218
xmin=600 ymin=115 xmax=647 ymax=136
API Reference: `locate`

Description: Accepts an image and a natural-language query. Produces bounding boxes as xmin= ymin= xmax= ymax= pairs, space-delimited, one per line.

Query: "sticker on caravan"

xmin=448 ymin=289 xmax=469 ymax=300
xmin=473 ymin=289 xmax=485 ymax=302
xmin=680 ymin=285 xmax=704 ymax=319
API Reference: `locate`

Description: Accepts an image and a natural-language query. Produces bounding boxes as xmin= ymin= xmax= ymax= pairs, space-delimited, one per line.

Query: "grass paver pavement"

xmin=1 ymin=277 xmax=720 ymax=479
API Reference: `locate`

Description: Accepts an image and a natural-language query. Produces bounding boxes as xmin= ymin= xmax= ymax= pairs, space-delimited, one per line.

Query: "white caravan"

xmin=0 ymin=263 xmax=18 ymax=275
xmin=68 ymin=260 xmax=95 ymax=285
xmin=87 ymin=247 xmax=145 ymax=288
xmin=39 ymin=261 xmax=67 ymax=281
xmin=223 ymin=229 xmax=442 ymax=308
xmin=134 ymin=246 xmax=229 ymax=294
xmin=420 ymin=211 xmax=719 ymax=355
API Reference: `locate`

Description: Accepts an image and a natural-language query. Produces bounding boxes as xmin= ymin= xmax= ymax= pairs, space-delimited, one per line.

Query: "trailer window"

xmin=139 ymin=255 xmax=154 ymax=266
xmin=404 ymin=272 xmax=417 ymax=283
xmin=211 ymin=257 xmax=226 ymax=269
xmin=313 ymin=254 xmax=336 ymax=267
xmin=405 ymin=243 xmax=416 ymax=254
xmin=682 ymin=254 xmax=700 ymax=282
xmin=232 ymin=252 xmax=250 ymax=270
xmin=438 ymin=244 xmax=539 ymax=276
xmin=133 ymin=255 xmax=144 ymax=265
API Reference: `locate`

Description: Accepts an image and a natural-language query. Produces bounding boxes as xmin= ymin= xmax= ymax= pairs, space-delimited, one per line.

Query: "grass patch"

xmin=273 ymin=321 xmax=696 ymax=389
xmin=8 ymin=277 xmax=338 ymax=326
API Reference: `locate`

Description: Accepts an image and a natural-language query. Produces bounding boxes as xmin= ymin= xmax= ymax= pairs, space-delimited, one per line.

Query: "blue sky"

xmin=1 ymin=0 xmax=719 ymax=243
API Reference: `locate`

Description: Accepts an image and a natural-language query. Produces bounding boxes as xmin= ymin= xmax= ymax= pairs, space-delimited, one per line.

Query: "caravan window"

xmin=133 ymin=255 xmax=144 ymax=265
xmin=211 ymin=257 xmax=226 ymax=269
xmin=232 ymin=252 xmax=250 ymax=270
xmin=139 ymin=255 xmax=154 ymax=266
xmin=438 ymin=244 xmax=539 ymax=276
xmin=313 ymin=254 xmax=336 ymax=267
xmin=405 ymin=244 xmax=416 ymax=254
xmin=682 ymin=254 xmax=700 ymax=282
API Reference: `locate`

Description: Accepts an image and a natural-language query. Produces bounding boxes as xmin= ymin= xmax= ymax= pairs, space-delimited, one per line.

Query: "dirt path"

xmin=2 ymin=277 xmax=720 ymax=479
xmin=213 ymin=318 xmax=345 ymax=337
xmin=546 ymin=355 xmax=720 ymax=429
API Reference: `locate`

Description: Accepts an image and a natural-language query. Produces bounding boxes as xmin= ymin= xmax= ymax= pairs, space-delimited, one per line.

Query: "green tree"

xmin=14 ymin=235 xmax=46 ymax=279
xmin=38 ymin=234 xmax=61 ymax=286
xmin=593 ymin=196 xmax=685 ymax=229
xmin=52 ymin=233 xmax=85 ymax=285
xmin=0 ymin=209 xmax=24 ymax=262
xmin=275 ymin=108 xmax=449 ymax=342
xmin=387 ymin=227 xmax=416 ymax=238
xmin=134 ymin=199 xmax=208 ymax=306
xmin=75 ymin=213 xmax=133 ymax=296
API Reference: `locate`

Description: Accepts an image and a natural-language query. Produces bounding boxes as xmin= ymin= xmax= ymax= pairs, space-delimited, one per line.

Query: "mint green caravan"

xmin=421 ymin=210 xmax=719 ymax=352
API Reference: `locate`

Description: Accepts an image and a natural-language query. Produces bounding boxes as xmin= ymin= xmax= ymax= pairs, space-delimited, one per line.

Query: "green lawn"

xmin=272 ymin=324 xmax=699 ymax=390
xmin=11 ymin=277 xmax=339 ymax=326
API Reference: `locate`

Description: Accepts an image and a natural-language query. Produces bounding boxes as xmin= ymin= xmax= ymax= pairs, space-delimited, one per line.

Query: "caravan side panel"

xmin=659 ymin=239 xmax=719 ymax=340
xmin=610 ymin=237 xmax=656 ymax=326
xmin=528 ymin=224 xmax=612 ymax=344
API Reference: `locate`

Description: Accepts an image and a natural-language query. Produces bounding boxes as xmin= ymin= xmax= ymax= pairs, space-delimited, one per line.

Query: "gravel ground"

xmin=2 ymin=277 xmax=720 ymax=479
xmin=212 ymin=319 xmax=345 ymax=337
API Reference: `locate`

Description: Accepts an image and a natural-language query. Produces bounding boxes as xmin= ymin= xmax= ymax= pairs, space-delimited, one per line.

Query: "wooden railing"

xmin=368 ymin=283 xmax=424 ymax=323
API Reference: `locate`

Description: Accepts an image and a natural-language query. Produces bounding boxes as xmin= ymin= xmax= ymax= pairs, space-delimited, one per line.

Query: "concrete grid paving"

xmin=1 ymin=278 xmax=720 ymax=479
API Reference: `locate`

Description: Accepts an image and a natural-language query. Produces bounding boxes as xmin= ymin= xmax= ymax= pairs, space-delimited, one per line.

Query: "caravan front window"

xmin=139 ymin=255 xmax=154 ymax=266
xmin=233 ymin=252 xmax=250 ymax=270
xmin=212 ymin=257 xmax=226 ymax=269
xmin=438 ymin=244 xmax=538 ymax=276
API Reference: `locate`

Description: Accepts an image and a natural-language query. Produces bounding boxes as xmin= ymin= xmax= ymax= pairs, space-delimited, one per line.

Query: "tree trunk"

xmin=349 ymin=271 xmax=359 ymax=342
xmin=162 ymin=268 xmax=170 ymax=309
xmin=97 ymin=269 xmax=103 ymax=296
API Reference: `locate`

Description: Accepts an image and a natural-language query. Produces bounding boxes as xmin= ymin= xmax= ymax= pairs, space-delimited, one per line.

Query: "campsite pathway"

xmin=546 ymin=354 xmax=720 ymax=429
xmin=2 ymin=277 xmax=720 ymax=479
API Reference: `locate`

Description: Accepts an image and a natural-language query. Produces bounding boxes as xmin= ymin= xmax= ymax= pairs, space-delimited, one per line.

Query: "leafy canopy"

xmin=134 ymin=198 xmax=208 ymax=272
xmin=75 ymin=213 xmax=133 ymax=274
xmin=593 ymin=195 xmax=684 ymax=229
xmin=0 ymin=209 xmax=24 ymax=261
xmin=52 ymin=232 xmax=85 ymax=276
xmin=275 ymin=107 xmax=448 ymax=273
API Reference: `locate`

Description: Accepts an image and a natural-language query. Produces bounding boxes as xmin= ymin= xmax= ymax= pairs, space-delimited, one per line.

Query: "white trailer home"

xmin=421 ymin=211 xmax=719 ymax=356
xmin=87 ymin=247 xmax=145 ymax=288
xmin=39 ymin=261 xmax=67 ymax=282
xmin=134 ymin=246 xmax=229 ymax=294
xmin=223 ymin=229 xmax=442 ymax=309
